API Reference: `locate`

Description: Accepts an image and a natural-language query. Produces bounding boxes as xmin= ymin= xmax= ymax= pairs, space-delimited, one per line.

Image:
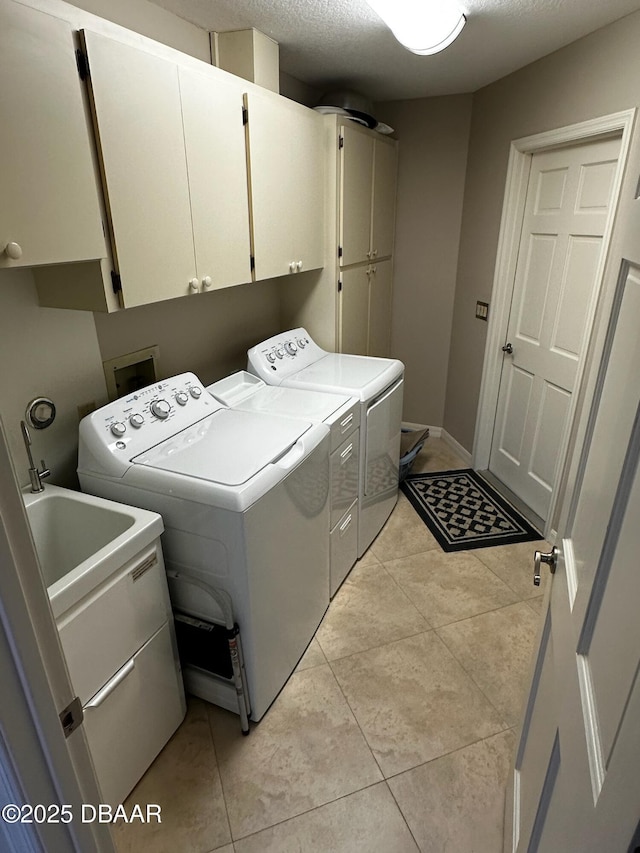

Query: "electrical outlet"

xmin=476 ymin=301 xmax=489 ymax=320
xmin=77 ymin=401 xmax=97 ymax=421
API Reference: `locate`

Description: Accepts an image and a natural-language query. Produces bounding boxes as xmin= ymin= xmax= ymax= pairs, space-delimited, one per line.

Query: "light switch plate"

xmin=476 ymin=301 xmax=489 ymax=320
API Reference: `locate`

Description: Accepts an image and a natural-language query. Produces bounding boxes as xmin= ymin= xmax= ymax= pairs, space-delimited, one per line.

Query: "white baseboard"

xmin=440 ymin=429 xmax=472 ymax=466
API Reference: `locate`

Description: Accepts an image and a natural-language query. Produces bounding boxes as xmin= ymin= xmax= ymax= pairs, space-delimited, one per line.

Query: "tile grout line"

xmin=204 ymin=708 xmax=235 ymax=846
xmin=383 ymin=778 xmax=423 ymax=852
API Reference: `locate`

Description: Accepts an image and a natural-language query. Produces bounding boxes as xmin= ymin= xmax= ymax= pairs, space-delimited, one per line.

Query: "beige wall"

xmin=94 ymin=280 xmax=282 ymax=387
xmin=376 ymin=96 xmax=472 ymax=427
xmin=444 ymin=10 xmax=640 ymax=453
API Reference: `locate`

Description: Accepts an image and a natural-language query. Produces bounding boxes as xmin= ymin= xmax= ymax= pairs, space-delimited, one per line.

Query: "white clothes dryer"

xmin=248 ymin=329 xmax=404 ymax=557
xmin=78 ymin=373 xmax=330 ymax=722
xmin=207 ymin=371 xmax=360 ymax=597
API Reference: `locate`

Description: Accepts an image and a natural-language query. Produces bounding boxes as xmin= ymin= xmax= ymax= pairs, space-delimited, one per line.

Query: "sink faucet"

xmin=20 ymin=420 xmax=50 ymax=493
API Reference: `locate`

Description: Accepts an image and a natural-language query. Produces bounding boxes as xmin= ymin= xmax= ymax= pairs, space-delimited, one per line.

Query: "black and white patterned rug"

xmin=401 ymin=469 xmax=540 ymax=552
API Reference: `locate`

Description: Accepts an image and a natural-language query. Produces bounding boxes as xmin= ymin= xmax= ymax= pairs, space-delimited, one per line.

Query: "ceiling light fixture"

xmin=365 ymin=0 xmax=466 ymax=55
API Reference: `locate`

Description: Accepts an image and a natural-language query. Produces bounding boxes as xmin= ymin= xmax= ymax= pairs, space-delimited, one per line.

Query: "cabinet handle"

xmin=289 ymin=261 xmax=296 ymax=273
xmin=372 ymin=248 xmax=378 ymax=258
xmin=340 ymin=413 xmax=354 ymax=431
xmin=202 ymin=276 xmax=212 ymax=290
xmin=366 ymin=250 xmax=372 ymax=259
xmin=340 ymin=443 xmax=353 ymax=464
xmin=339 ymin=514 xmax=353 ymax=534
xmin=4 ymin=242 xmax=23 ymax=260
xmin=296 ymin=260 xmax=303 ymax=272
xmin=189 ymin=278 xmax=199 ymax=293
xmin=86 ymin=659 xmax=135 ymax=709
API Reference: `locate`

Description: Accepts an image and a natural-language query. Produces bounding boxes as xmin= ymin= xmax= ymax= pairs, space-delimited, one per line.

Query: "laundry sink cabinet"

xmin=23 ymin=485 xmax=186 ymax=805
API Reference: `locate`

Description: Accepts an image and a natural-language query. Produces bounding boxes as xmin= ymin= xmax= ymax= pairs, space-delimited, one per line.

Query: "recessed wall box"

xmin=103 ymin=346 xmax=159 ymax=401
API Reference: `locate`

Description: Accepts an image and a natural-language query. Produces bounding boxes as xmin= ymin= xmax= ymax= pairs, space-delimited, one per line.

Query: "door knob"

xmin=502 ymin=343 xmax=513 ymax=354
xmin=534 ymin=546 xmax=557 ymax=586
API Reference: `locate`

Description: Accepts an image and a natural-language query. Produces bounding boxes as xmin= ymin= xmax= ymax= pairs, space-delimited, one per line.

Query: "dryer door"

xmin=360 ymin=378 xmax=404 ymax=555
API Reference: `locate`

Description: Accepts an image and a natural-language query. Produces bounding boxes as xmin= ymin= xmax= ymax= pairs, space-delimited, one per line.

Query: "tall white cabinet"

xmin=338 ymin=122 xmax=398 ymax=357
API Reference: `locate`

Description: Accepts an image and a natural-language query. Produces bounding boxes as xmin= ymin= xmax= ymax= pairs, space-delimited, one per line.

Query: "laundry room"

xmin=2 ymin=0 xmax=640 ymax=850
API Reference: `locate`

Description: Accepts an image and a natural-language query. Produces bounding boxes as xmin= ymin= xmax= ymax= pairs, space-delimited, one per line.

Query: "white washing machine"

xmin=207 ymin=371 xmax=360 ymax=597
xmin=248 ymin=329 xmax=404 ymax=557
xmin=78 ymin=372 xmax=330 ymax=722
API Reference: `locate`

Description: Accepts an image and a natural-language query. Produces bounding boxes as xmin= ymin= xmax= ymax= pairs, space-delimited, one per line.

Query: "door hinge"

xmin=338 ymin=135 xmax=344 ymax=150
xmin=250 ymin=254 xmax=255 ymax=272
xmin=338 ymin=246 xmax=343 ymax=259
xmin=60 ymin=696 xmax=83 ymax=739
xmin=338 ymin=279 xmax=342 ymax=292
xmin=111 ymin=271 xmax=122 ymax=294
xmin=242 ymin=105 xmax=248 ymax=125
xmin=76 ymin=48 xmax=90 ymax=81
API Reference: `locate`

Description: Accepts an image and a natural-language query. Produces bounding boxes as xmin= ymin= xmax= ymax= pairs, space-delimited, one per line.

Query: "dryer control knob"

xmin=175 ymin=391 xmax=189 ymax=406
xmin=110 ymin=421 xmax=126 ymax=437
xmin=151 ymin=399 xmax=171 ymax=419
xmin=189 ymin=386 xmax=202 ymax=399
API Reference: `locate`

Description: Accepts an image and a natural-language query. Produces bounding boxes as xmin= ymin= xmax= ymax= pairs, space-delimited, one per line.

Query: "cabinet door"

xmin=340 ymin=266 xmax=370 ymax=355
xmin=290 ymin=105 xmax=324 ymax=274
xmin=339 ymin=125 xmax=374 ymax=267
xmin=179 ymin=67 xmax=252 ymax=291
xmin=82 ymin=31 xmax=196 ymax=307
xmin=368 ymin=259 xmax=393 ymax=357
xmin=246 ymin=89 xmax=325 ymax=280
xmin=0 ymin=3 xmax=104 ymax=269
xmin=371 ymin=139 xmax=398 ymax=260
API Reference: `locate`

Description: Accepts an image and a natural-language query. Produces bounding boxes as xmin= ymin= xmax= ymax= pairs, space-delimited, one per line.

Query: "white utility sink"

xmin=23 ymin=484 xmax=164 ymax=619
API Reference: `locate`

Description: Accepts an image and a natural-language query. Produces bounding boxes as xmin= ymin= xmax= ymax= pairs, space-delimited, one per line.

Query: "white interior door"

xmin=507 ymin=193 xmax=640 ymax=850
xmin=490 ymin=137 xmax=621 ymax=520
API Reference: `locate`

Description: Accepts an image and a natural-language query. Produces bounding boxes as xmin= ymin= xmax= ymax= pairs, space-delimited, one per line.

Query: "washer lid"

xmin=286 ymin=354 xmax=404 ymax=400
xmin=132 ymin=408 xmax=311 ymax=486
xmin=209 ymin=371 xmax=351 ymax=423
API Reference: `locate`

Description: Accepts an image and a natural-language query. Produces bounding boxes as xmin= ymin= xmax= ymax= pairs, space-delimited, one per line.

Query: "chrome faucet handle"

xmin=21 ymin=419 xmax=50 ymax=492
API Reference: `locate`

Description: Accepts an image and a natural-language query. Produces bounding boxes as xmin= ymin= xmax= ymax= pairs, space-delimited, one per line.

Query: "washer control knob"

xmin=266 ymin=350 xmax=276 ymax=364
xmin=189 ymin=386 xmax=202 ymax=399
xmin=275 ymin=346 xmax=285 ymax=359
xmin=175 ymin=391 xmax=189 ymax=406
xmin=151 ymin=399 xmax=171 ymax=419
xmin=110 ymin=421 xmax=126 ymax=437
xmin=285 ymin=341 xmax=298 ymax=355
xmin=129 ymin=413 xmax=144 ymax=429
xmin=297 ymin=338 xmax=307 ymax=348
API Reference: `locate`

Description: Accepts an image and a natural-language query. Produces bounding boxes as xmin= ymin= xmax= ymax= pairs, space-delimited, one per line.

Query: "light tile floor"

xmin=112 ymin=438 xmax=549 ymax=853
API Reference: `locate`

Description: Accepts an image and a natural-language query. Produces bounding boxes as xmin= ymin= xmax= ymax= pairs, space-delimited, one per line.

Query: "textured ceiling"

xmin=148 ymin=0 xmax=640 ymax=101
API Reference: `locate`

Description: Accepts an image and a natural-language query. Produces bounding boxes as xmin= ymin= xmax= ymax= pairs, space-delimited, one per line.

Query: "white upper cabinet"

xmin=339 ymin=124 xmax=398 ymax=267
xmin=0 ymin=2 xmax=104 ymax=269
xmin=178 ymin=66 xmax=252 ymax=291
xmin=81 ymin=30 xmax=251 ymax=308
xmin=245 ymin=88 xmax=325 ymax=281
xmin=82 ymin=30 xmax=196 ymax=308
